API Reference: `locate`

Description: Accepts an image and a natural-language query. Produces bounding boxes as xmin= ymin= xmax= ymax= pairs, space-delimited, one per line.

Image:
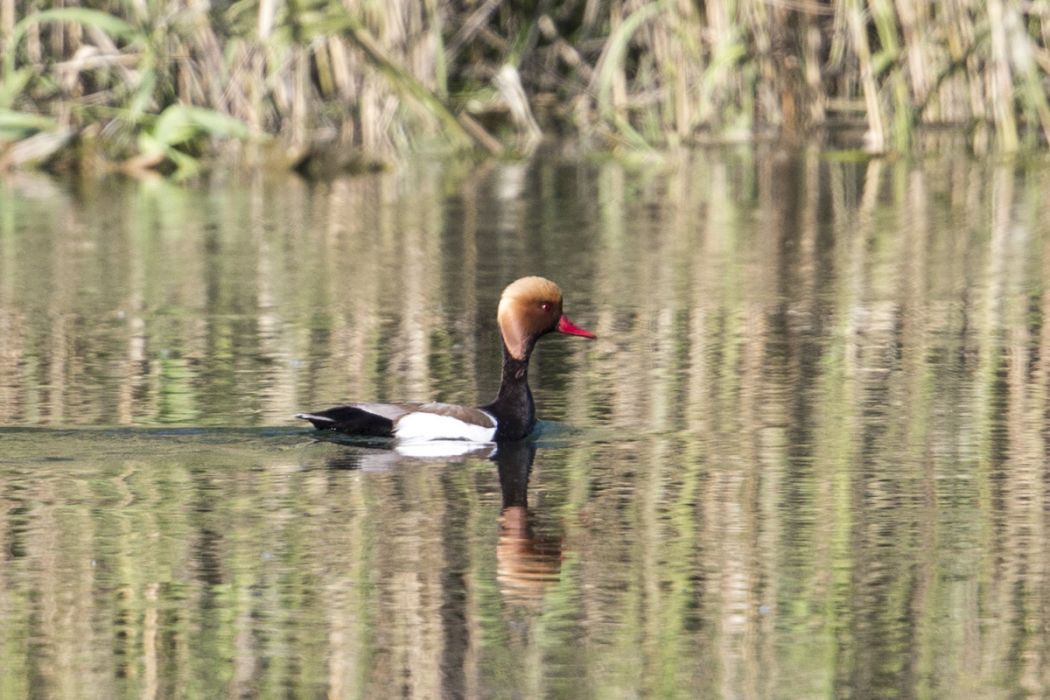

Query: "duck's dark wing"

xmin=295 ymin=402 xmax=416 ymax=436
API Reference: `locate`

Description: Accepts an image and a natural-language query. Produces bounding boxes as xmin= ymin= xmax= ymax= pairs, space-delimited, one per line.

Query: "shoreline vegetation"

xmin=1 ymin=1 xmax=1049 ymax=178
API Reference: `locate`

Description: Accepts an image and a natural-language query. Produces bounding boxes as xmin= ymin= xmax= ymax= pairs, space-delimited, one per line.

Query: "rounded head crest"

xmin=500 ymin=276 xmax=563 ymax=305
xmin=497 ymin=277 xmax=564 ymax=359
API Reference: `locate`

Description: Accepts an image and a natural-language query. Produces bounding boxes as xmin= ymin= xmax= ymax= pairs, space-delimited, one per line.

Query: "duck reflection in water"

xmin=493 ymin=440 xmax=563 ymax=605
xmin=315 ymin=437 xmax=563 ymax=604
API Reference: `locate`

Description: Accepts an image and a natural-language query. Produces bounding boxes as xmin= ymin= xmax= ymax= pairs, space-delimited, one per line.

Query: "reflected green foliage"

xmin=2 ymin=152 xmax=1050 ymax=696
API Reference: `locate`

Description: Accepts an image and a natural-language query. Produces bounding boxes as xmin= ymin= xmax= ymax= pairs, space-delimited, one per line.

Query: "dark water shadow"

xmin=0 ymin=426 xmax=312 ymax=464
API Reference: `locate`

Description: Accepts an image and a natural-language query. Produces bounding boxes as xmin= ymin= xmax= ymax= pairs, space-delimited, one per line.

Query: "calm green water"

xmin=2 ymin=151 xmax=1050 ymax=698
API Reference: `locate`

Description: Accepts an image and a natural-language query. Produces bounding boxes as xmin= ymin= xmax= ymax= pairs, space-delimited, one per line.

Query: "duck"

xmin=296 ymin=276 xmax=596 ymax=442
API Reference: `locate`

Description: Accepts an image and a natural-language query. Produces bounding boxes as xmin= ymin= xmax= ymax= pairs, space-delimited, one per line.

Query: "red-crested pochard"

xmin=296 ymin=276 xmax=596 ymax=442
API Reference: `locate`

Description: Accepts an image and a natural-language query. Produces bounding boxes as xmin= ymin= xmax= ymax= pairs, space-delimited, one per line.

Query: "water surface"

xmin=3 ymin=152 xmax=1050 ymax=697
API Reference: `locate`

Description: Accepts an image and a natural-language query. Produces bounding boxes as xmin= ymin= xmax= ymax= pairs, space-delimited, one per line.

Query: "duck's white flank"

xmin=394 ymin=410 xmax=497 ymax=443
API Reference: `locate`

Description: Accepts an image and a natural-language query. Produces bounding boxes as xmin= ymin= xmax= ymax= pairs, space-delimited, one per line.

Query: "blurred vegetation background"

xmin=1 ymin=0 xmax=1049 ymax=177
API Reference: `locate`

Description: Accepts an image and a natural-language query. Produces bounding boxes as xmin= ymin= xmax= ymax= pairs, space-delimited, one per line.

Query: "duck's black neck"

xmin=481 ymin=345 xmax=535 ymax=441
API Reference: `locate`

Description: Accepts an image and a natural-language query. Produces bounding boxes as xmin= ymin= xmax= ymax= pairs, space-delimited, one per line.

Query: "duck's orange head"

xmin=497 ymin=276 xmax=595 ymax=360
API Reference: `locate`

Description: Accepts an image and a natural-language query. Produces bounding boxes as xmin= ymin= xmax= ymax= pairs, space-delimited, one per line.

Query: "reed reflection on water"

xmin=2 ymin=152 xmax=1050 ymax=697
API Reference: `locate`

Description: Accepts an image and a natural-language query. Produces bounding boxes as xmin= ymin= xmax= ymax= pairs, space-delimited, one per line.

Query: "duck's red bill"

xmin=557 ymin=314 xmax=597 ymax=339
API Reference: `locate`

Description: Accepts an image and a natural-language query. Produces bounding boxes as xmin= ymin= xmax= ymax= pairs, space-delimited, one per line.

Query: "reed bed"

xmin=1 ymin=0 xmax=1049 ymax=176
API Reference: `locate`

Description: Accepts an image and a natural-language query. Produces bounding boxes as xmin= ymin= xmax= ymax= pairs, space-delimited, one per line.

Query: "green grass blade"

xmin=6 ymin=8 xmax=141 ymax=82
xmin=0 ymin=109 xmax=58 ymax=140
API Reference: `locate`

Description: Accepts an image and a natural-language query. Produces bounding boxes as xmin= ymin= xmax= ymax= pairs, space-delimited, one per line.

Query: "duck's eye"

xmin=540 ymin=302 xmax=552 ymax=312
